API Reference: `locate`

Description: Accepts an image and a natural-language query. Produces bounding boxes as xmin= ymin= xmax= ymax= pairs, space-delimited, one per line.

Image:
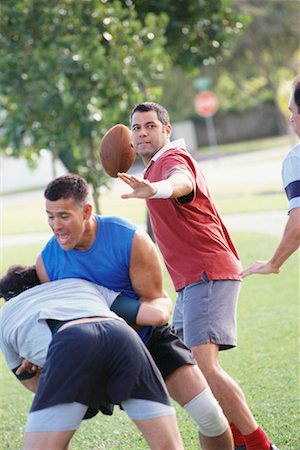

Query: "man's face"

xmin=288 ymin=89 xmax=300 ymax=138
xmin=45 ymin=197 xmax=91 ymax=251
xmin=131 ymin=110 xmax=172 ymax=164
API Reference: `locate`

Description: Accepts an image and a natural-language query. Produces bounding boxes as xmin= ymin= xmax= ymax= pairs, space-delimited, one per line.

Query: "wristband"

xmin=12 ymin=366 xmax=37 ymax=381
xmin=149 ymin=180 xmax=173 ymax=199
xmin=110 ymin=295 xmax=141 ymax=325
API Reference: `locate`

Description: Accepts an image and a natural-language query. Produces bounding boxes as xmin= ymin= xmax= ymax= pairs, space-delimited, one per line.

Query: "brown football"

xmin=99 ymin=124 xmax=136 ymax=177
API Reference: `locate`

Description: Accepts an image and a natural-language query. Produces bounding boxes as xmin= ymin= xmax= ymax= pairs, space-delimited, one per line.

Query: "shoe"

xmin=270 ymin=445 xmax=281 ymax=450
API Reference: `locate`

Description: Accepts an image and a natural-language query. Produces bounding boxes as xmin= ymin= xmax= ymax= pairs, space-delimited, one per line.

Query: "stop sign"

xmin=194 ymin=91 xmax=219 ymax=117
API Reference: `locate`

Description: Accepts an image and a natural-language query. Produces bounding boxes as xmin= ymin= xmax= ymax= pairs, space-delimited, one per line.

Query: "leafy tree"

xmin=0 ymin=0 xmax=247 ymax=210
xmin=122 ymin=0 xmax=246 ymax=71
xmin=0 ymin=0 xmax=168 ymax=210
xmin=200 ymin=0 xmax=299 ymax=130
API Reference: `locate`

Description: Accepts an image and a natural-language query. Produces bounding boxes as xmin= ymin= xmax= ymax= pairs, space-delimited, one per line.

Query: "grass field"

xmin=0 ymin=232 xmax=299 ymax=449
xmin=0 ymin=136 xmax=299 ymax=449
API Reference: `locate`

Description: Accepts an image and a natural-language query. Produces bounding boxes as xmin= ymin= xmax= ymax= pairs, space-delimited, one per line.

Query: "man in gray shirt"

xmin=0 ymin=265 xmax=184 ymax=450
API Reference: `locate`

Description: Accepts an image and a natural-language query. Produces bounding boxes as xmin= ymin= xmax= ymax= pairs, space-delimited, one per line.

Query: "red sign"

xmin=194 ymin=91 xmax=219 ymax=117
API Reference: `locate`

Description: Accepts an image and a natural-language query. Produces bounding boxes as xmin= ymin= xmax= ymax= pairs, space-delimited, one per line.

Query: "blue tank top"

xmin=42 ymin=215 xmax=153 ymax=343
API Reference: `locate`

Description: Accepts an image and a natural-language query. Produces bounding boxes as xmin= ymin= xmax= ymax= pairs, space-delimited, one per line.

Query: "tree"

xmin=200 ymin=0 xmax=299 ymax=130
xmin=0 ymin=0 xmax=168 ymax=210
xmin=122 ymin=0 xmax=246 ymax=71
xmin=0 ymin=0 xmax=247 ymax=210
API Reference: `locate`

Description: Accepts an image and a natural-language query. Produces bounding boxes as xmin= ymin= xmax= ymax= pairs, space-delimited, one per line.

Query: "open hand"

xmin=240 ymin=260 xmax=280 ymax=278
xmin=117 ymin=172 xmax=156 ymax=199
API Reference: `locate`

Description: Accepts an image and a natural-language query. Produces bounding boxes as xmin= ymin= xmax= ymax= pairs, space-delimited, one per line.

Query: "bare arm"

xmin=135 ymin=295 xmax=173 ymax=326
xmin=20 ymin=373 xmax=40 ymax=393
xmin=129 ymin=229 xmax=165 ymax=299
xmin=36 ymin=254 xmax=50 ymax=282
xmin=118 ymin=171 xmax=193 ymax=199
xmin=241 ymin=207 xmax=300 ymax=277
xmin=108 ymin=229 xmax=173 ymax=326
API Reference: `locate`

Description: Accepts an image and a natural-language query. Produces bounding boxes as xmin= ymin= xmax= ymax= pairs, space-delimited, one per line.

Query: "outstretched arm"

xmin=118 ymin=171 xmax=193 ymax=199
xmin=241 ymin=207 xmax=300 ymax=277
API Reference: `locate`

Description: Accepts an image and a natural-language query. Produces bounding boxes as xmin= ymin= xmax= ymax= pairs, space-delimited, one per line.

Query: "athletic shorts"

xmin=146 ymin=324 xmax=196 ymax=379
xmin=30 ymin=320 xmax=171 ymax=419
xmin=26 ymin=399 xmax=175 ymax=432
xmin=172 ymin=274 xmax=241 ymax=350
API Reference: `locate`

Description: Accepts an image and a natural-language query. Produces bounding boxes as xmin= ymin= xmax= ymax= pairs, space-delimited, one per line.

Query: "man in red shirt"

xmin=118 ymin=102 xmax=279 ymax=450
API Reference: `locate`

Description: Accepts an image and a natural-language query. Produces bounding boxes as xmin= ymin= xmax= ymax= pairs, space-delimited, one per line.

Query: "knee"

xmin=184 ymin=387 xmax=228 ymax=437
xmin=194 ymin=354 xmax=222 ymax=382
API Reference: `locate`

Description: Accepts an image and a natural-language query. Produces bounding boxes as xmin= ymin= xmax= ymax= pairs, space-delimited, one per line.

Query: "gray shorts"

xmin=26 ymin=399 xmax=175 ymax=432
xmin=172 ymin=274 xmax=241 ymax=350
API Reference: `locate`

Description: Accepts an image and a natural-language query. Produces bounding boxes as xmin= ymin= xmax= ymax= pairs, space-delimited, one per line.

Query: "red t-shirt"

xmin=145 ymin=146 xmax=242 ymax=291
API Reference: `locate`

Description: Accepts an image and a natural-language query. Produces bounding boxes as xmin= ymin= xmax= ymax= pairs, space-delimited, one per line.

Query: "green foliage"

xmin=157 ymin=1 xmax=299 ymax=122
xmin=0 ymin=0 xmax=246 ymax=207
xmin=0 ymin=0 xmax=168 ymax=208
xmin=200 ymin=0 xmax=299 ymax=115
xmin=125 ymin=0 xmax=246 ymax=71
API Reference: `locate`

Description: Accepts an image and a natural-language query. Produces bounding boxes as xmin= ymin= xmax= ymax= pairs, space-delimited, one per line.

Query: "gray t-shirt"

xmin=0 ymin=278 xmax=121 ymax=369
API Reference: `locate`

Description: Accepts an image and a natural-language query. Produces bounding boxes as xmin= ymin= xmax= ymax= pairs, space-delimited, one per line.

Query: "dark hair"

xmin=0 ymin=265 xmax=40 ymax=301
xmin=130 ymin=102 xmax=170 ymax=126
xmin=44 ymin=174 xmax=90 ymax=205
xmin=294 ymin=81 xmax=300 ymax=113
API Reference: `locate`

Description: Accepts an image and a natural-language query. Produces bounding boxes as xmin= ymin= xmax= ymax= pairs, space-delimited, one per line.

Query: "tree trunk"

xmin=51 ymin=151 xmax=57 ymax=179
xmin=92 ymin=186 xmax=101 ymax=214
xmin=146 ymin=211 xmax=156 ymax=242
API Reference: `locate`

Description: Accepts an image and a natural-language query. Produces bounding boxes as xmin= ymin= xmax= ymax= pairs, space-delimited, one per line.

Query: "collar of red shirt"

xmin=143 ymin=138 xmax=186 ymax=174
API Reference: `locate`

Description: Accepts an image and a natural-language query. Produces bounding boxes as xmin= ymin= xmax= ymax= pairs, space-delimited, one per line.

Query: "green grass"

xmin=0 ymin=233 xmax=299 ymax=449
xmin=0 ymin=137 xmax=298 ymax=448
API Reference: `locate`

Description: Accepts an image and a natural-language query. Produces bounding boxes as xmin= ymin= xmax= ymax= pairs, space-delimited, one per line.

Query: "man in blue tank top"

xmin=35 ymin=173 xmax=233 ymax=449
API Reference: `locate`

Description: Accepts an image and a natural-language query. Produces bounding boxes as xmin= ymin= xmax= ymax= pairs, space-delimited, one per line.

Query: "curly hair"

xmin=0 ymin=265 xmax=40 ymax=301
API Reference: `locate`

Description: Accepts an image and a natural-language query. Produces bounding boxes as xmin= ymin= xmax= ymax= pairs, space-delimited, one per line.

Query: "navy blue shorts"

xmin=30 ymin=320 xmax=171 ymax=419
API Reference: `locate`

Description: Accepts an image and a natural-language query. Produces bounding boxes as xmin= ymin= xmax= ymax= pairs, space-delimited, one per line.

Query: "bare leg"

xmin=23 ymin=430 xmax=75 ymax=450
xmin=192 ymin=342 xmax=258 ymax=434
xmin=199 ymin=430 xmax=233 ymax=450
xmin=166 ymin=364 xmax=233 ymax=450
xmin=133 ymin=415 xmax=184 ymax=450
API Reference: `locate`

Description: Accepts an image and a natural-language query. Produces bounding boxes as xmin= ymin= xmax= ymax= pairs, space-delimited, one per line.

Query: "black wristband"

xmin=12 ymin=366 xmax=37 ymax=381
xmin=110 ymin=295 xmax=141 ymax=324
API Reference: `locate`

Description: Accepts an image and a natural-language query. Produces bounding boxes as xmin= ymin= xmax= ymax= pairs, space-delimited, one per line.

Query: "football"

xmin=99 ymin=124 xmax=136 ymax=177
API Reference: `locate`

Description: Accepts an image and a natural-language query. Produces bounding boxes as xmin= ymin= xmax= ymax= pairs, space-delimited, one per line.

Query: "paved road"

xmin=1 ymin=147 xmax=288 ymax=247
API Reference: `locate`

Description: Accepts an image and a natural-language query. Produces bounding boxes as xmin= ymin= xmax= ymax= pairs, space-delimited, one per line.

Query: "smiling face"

xmin=46 ymin=196 xmax=93 ymax=251
xmin=131 ymin=110 xmax=172 ymax=165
